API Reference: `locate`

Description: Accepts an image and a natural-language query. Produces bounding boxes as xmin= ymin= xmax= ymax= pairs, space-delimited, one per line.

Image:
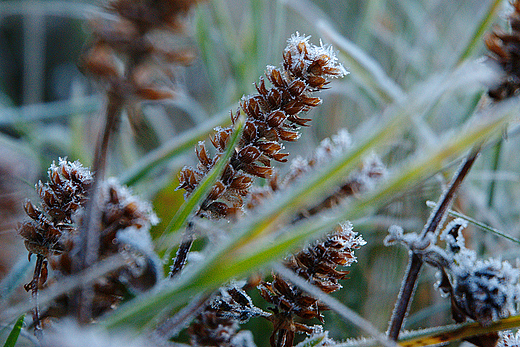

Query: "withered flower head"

xmin=485 ymin=0 xmax=520 ymax=100
xmin=81 ymin=0 xmax=203 ymax=101
xmin=178 ymin=33 xmax=347 ymax=218
xmin=18 ymin=158 xmax=93 ymax=260
xmin=18 ymin=159 xmax=159 ymax=320
xmin=247 ymin=129 xmax=386 ymax=215
xmin=258 ymin=223 xmax=365 ymax=347
xmin=386 ymin=219 xmax=520 ymax=331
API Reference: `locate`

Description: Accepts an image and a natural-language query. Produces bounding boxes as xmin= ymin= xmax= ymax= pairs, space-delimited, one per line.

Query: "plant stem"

xmin=30 ymin=255 xmax=44 ymax=341
xmin=75 ymin=91 xmax=124 ymax=322
xmin=387 ymin=145 xmax=481 ymax=340
xmin=153 ymin=293 xmax=209 ymax=341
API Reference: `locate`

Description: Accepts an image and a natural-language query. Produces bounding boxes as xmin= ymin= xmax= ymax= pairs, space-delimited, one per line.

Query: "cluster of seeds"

xmin=18 ymin=159 xmax=158 ymax=320
xmin=259 ymin=223 xmax=365 ymax=347
xmin=81 ymin=0 xmax=202 ymax=101
xmin=178 ymin=33 xmax=347 ymax=218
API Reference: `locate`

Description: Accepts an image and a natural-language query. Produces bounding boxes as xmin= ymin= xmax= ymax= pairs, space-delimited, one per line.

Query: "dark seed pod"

xmin=18 ymin=159 xmax=159 ymax=324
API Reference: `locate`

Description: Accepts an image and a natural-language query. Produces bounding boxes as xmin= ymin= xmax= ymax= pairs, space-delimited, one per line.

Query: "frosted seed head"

xmin=285 ymin=32 xmax=348 ymax=80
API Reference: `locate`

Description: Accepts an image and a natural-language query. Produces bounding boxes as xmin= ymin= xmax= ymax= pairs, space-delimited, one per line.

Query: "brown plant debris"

xmin=18 ymin=158 xmax=159 ymax=325
xmin=178 ymin=33 xmax=348 ymax=219
xmin=80 ymin=0 xmax=203 ymax=102
xmin=188 ymin=283 xmax=267 ymax=346
xmin=485 ymin=0 xmax=520 ymax=101
xmin=258 ymin=223 xmax=365 ymax=347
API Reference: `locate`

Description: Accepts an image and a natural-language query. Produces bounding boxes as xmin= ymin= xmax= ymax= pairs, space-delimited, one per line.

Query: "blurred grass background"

xmin=1 ymin=0 xmax=520 ymax=346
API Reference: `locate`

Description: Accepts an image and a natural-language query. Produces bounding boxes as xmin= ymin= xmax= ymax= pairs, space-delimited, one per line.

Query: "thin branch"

xmin=28 ymin=255 xmax=44 ymax=341
xmin=152 ymin=293 xmax=210 ymax=342
xmin=387 ymin=145 xmax=481 ymax=340
xmin=74 ymin=91 xmax=124 ymax=322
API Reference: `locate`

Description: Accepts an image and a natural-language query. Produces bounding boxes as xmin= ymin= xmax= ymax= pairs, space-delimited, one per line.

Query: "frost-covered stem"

xmin=388 ymin=146 xmax=481 ymax=340
xmin=75 ymin=92 xmax=124 ymax=322
xmin=387 ymin=253 xmax=421 ymax=340
xmin=31 ymin=254 xmax=44 ymax=341
xmin=420 ymin=146 xmax=481 ymax=238
xmin=153 ymin=293 xmax=209 ymax=340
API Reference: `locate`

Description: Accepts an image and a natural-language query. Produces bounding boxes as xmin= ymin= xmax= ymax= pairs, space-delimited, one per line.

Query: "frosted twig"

xmin=153 ymin=293 xmax=209 ymax=341
xmin=387 ymin=145 xmax=481 ymax=340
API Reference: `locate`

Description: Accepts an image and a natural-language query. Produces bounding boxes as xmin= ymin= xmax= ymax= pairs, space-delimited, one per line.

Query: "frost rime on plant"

xmin=386 ymin=220 xmax=520 ymax=329
xmin=178 ymin=33 xmax=347 ymax=218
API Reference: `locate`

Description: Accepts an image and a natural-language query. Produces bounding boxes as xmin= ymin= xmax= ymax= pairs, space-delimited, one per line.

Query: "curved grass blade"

xmin=156 ymin=115 xmax=245 ymax=256
xmin=456 ymin=0 xmax=503 ymax=65
xmin=120 ymin=109 xmax=232 ymax=186
xmin=2 ymin=315 xmax=24 ymax=347
xmin=0 ymin=95 xmax=100 ymax=126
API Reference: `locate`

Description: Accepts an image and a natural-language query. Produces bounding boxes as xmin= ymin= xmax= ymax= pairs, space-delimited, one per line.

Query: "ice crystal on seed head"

xmin=440 ymin=218 xmax=468 ymax=251
xmin=498 ymin=330 xmax=520 ymax=347
xmin=285 ymin=32 xmax=348 ymax=80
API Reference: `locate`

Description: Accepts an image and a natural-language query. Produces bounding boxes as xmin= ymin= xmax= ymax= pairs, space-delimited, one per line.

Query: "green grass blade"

xmin=157 ymin=115 xmax=245 ymax=255
xmin=427 ymin=200 xmax=520 ymax=245
xmin=120 ymin=109 xmax=232 ymax=186
xmin=2 ymin=315 xmax=24 ymax=347
xmin=0 ymin=95 xmax=100 ymax=126
xmin=102 ymin=94 xmax=408 ymax=330
xmin=188 ymin=96 xmax=517 ymax=290
xmin=456 ymin=0 xmax=503 ymax=65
